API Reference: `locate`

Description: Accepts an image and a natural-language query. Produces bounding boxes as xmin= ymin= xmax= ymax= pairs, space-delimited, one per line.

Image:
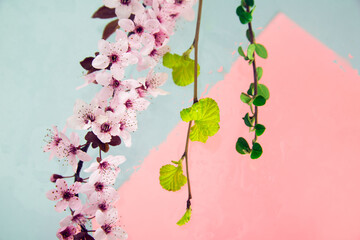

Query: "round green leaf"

xmin=257 ymin=84 xmax=270 ymax=100
xmin=240 ymin=92 xmax=252 ymax=104
xmin=246 ymin=29 xmax=254 ymax=42
xmin=238 ymin=46 xmax=245 ymax=57
xmin=159 ymin=163 xmax=187 ymax=191
xmin=247 ymin=83 xmax=254 ymax=95
xmin=180 ymin=98 xmax=220 ymax=143
xmin=255 ymin=124 xmax=266 ymax=136
xmin=256 ymin=67 xmax=263 ymax=80
xmin=242 ymin=113 xmax=253 ymax=127
xmin=250 ymin=142 xmax=263 ymax=159
xmin=255 ymin=43 xmax=268 ymax=59
xmin=236 ymin=6 xmax=252 ymax=24
xmin=253 ymin=95 xmax=266 ymax=106
xmin=236 ymin=137 xmax=251 ymax=154
xmin=247 ymin=44 xmax=256 ymax=60
xmin=245 ymin=0 xmax=254 ymax=7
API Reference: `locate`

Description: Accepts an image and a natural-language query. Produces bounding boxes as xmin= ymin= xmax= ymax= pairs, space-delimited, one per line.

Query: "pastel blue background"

xmin=0 ymin=0 xmax=359 ymax=239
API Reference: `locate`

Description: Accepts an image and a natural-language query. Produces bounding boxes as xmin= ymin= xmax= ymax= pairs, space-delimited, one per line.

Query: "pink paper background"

xmin=114 ymin=14 xmax=360 ymax=240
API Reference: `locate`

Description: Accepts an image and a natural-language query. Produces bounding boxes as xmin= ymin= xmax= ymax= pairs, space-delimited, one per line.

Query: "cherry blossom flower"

xmin=95 ymin=71 xmax=142 ymax=102
xmin=46 ymin=179 xmax=82 ymax=212
xmin=60 ymin=209 xmax=87 ymax=227
xmin=117 ymin=111 xmax=138 ymax=147
xmin=165 ymin=0 xmax=196 ymax=21
xmin=80 ymin=174 xmax=118 ymax=202
xmin=119 ymin=15 xmax=159 ymax=57
xmin=56 ymin=226 xmax=77 ymax=240
xmin=137 ymin=45 xmax=170 ymax=70
xmin=104 ymin=0 xmax=144 ymax=19
xmin=139 ymin=70 xmax=169 ymax=97
xmin=115 ymin=89 xmax=150 ymax=114
xmin=44 ymin=126 xmax=67 ymax=160
xmin=67 ymin=99 xmax=104 ymax=130
xmin=94 ymin=209 xmax=128 ymax=240
xmin=92 ymin=39 xmax=137 ymax=80
xmin=85 ymin=155 xmax=126 ymax=184
xmin=62 ymin=132 xmax=92 ymax=172
xmin=147 ymin=0 xmax=176 ymax=35
xmin=92 ymin=111 xmax=121 ymax=143
xmin=84 ymin=194 xmax=116 ymax=216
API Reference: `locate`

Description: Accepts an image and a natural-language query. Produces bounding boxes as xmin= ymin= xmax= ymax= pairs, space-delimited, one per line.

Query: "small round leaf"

xmin=255 ymin=124 xmax=266 ymax=136
xmin=240 ymin=92 xmax=252 ymax=104
xmin=250 ymin=142 xmax=263 ymax=159
xmin=253 ymin=95 xmax=266 ymax=106
xmin=255 ymin=43 xmax=268 ymax=59
xmin=236 ymin=137 xmax=251 ymax=154
xmin=256 ymin=67 xmax=263 ymax=80
xmin=257 ymin=84 xmax=270 ymax=100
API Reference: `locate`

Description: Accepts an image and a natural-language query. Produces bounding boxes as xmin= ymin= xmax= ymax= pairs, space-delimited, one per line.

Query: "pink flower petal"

xmin=113 ymin=226 xmax=128 ymax=240
xmin=98 ymin=39 xmax=112 ymax=55
xmin=96 ymin=71 xmax=112 ymax=86
xmin=93 ymin=55 xmax=110 ymax=69
xmin=56 ymin=179 xmax=68 ymax=192
xmin=94 ymin=229 xmax=107 ymax=240
xmin=55 ymin=199 xmax=69 ymax=212
xmin=145 ymin=19 xmax=160 ymax=33
xmin=110 ymin=65 xmax=125 ymax=80
xmin=96 ymin=210 xmax=106 ymax=226
xmin=103 ymin=0 xmax=118 ymax=8
xmin=69 ymin=197 xmax=82 ymax=211
xmin=118 ymin=19 xmax=135 ymax=32
xmin=84 ymin=162 xmax=99 ymax=173
xmin=46 ymin=189 xmax=61 ymax=201
xmin=77 ymin=150 xmax=91 ymax=162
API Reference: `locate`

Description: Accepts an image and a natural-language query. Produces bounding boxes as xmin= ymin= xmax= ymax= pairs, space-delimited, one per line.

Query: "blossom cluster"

xmin=44 ymin=0 xmax=197 ymax=239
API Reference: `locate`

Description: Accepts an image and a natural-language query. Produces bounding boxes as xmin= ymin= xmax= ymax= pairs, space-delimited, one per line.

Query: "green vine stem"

xmin=235 ymin=0 xmax=269 ymax=159
xmin=245 ymin=5 xmax=259 ymax=142
xmin=183 ymin=0 xmax=203 ymax=210
xmin=160 ymin=0 xmax=220 ymax=225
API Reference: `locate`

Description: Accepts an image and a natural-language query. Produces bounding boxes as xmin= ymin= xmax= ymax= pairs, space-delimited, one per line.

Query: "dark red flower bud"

xmin=50 ymin=174 xmax=63 ymax=183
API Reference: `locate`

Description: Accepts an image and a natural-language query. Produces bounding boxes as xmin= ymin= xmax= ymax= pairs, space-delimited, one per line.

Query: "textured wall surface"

xmin=0 ymin=1 xmax=359 ymax=239
xmin=114 ymin=14 xmax=360 ymax=240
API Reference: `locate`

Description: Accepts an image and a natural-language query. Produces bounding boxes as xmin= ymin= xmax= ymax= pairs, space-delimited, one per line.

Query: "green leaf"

xmin=255 ymin=43 xmax=268 ymax=59
xmin=159 ymin=161 xmax=187 ymax=191
xmin=255 ymin=124 xmax=266 ymax=136
xmin=163 ymin=53 xmax=200 ymax=87
xmin=257 ymin=84 xmax=270 ymax=100
xmin=247 ymin=83 xmax=254 ymax=95
xmin=246 ymin=29 xmax=254 ymax=42
xmin=236 ymin=137 xmax=251 ymax=154
xmin=238 ymin=46 xmax=245 ymax=57
xmin=177 ymin=208 xmax=192 ymax=226
xmin=245 ymin=0 xmax=254 ymax=7
xmin=250 ymin=142 xmax=263 ymax=159
xmin=247 ymin=44 xmax=256 ymax=60
xmin=180 ymin=98 xmax=220 ymax=143
xmin=242 ymin=113 xmax=253 ymax=127
xmin=240 ymin=92 xmax=252 ymax=104
xmin=256 ymin=67 xmax=263 ymax=80
xmin=163 ymin=52 xmax=181 ymax=68
xmin=253 ymin=95 xmax=266 ymax=106
xmin=236 ymin=6 xmax=252 ymax=24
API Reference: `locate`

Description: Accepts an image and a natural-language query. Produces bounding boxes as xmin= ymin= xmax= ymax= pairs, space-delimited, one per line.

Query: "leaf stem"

xmin=246 ymin=6 xmax=258 ymax=142
xmin=182 ymin=0 xmax=203 ymax=210
xmin=193 ymin=0 xmax=203 ymax=104
xmin=182 ymin=120 xmax=193 ymax=206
